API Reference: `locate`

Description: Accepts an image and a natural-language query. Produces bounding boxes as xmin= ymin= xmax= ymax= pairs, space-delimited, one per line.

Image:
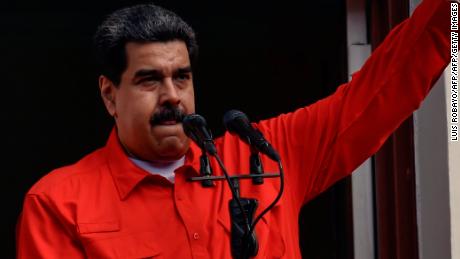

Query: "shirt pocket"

xmin=77 ymin=222 xmax=163 ymax=259
xmin=217 ymin=184 xmax=286 ymax=258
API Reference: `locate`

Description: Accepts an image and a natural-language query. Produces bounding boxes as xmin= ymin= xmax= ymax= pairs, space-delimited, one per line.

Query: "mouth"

xmin=157 ymin=120 xmax=180 ymax=126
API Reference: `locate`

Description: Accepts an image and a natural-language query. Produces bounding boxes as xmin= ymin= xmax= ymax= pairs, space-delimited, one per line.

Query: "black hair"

xmin=93 ymin=4 xmax=198 ymax=85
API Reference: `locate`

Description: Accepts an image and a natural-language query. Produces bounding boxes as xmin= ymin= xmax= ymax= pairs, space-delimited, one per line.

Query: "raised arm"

xmin=257 ymin=0 xmax=452 ymax=209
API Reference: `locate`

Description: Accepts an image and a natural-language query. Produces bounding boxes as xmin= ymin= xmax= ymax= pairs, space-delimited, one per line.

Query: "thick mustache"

xmin=150 ymin=107 xmax=186 ymax=125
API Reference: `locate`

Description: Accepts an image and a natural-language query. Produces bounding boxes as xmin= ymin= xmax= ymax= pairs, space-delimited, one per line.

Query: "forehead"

xmin=124 ymin=41 xmax=190 ymax=72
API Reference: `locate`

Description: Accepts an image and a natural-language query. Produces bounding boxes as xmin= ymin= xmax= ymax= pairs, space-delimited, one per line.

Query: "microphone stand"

xmin=199 ymin=150 xmax=214 ymax=188
xmin=182 ymin=112 xmax=284 ymax=259
xmin=249 ymin=146 xmax=264 ymax=185
xmin=188 ymin=154 xmax=284 ymax=259
xmin=228 ymin=178 xmax=259 ymax=259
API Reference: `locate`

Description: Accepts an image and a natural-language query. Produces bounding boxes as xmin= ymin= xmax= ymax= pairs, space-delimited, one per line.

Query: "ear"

xmin=99 ymin=75 xmax=118 ymax=117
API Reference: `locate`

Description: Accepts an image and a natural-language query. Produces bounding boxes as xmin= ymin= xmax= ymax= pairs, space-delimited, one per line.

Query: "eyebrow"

xmin=175 ymin=66 xmax=193 ymax=74
xmin=133 ymin=66 xmax=192 ymax=78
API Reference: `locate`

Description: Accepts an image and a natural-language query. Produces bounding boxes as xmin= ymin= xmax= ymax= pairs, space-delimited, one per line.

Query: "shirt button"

xmin=193 ymin=232 xmax=200 ymax=240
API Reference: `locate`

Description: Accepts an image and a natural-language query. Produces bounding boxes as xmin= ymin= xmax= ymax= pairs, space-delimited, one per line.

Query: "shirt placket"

xmin=174 ymin=168 xmax=209 ymax=259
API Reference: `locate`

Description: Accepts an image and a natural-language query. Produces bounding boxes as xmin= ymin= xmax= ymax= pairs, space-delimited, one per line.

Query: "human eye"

xmin=137 ymin=75 xmax=162 ymax=87
xmin=174 ymin=72 xmax=191 ymax=82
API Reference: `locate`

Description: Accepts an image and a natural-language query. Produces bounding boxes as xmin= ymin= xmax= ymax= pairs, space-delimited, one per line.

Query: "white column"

xmin=346 ymin=0 xmax=375 ymax=258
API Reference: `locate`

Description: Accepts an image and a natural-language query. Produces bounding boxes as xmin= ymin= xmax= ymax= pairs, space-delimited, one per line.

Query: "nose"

xmin=159 ymin=78 xmax=180 ymax=106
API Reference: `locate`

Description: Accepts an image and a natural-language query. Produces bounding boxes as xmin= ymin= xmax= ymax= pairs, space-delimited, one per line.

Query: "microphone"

xmin=223 ymin=110 xmax=280 ymax=162
xmin=182 ymin=113 xmax=218 ymax=156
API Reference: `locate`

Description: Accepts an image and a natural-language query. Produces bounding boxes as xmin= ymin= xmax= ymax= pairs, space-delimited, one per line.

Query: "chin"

xmin=155 ymin=137 xmax=190 ymax=161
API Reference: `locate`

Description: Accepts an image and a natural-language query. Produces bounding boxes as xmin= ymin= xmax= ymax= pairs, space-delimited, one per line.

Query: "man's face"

xmin=100 ymin=41 xmax=195 ymax=161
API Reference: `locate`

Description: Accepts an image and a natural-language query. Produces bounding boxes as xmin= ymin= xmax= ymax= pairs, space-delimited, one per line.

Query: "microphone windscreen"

xmin=223 ymin=110 xmax=249 ymax=133
xmin=182 ymin=113 xmax=217 ymax=155
xmin=183 ymin=114 xmax=205 ymax=137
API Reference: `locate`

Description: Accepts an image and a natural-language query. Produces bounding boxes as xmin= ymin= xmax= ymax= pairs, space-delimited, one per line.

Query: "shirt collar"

xmin=104 ymin=128 xmax=201 ymax=200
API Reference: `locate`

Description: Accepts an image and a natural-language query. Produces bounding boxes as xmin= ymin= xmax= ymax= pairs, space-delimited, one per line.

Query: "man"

xmin=16 ymin=0 xmax=452 ymax=258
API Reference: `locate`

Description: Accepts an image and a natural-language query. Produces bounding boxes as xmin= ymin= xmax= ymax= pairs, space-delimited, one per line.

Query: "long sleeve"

xmin=16 ymin=194 xmax=86 ymax=259
xmin=257 ymin=0 xmax=452 ymax=209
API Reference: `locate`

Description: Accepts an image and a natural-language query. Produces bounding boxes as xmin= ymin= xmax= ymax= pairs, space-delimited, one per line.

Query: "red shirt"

xmin=17 ymin=0 xmax=452 ymax=258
